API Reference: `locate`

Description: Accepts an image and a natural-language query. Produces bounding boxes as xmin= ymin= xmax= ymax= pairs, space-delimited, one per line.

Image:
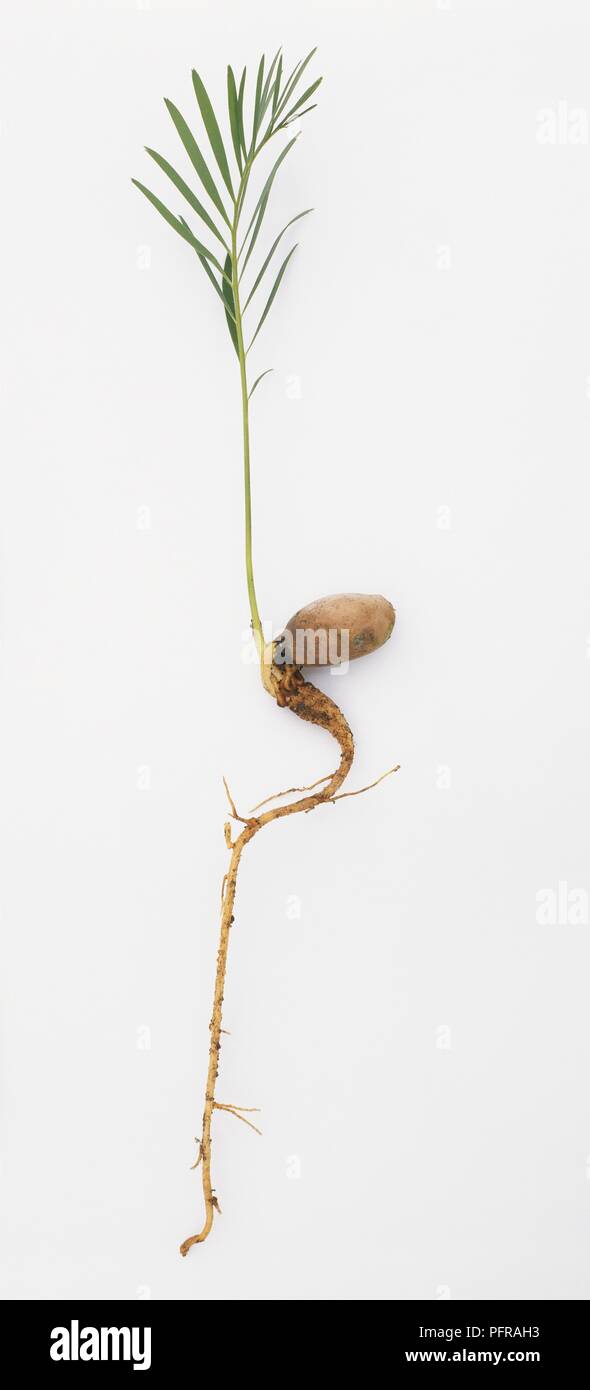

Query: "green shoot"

xmin=133 ymin=49 xmax=321 ymax=663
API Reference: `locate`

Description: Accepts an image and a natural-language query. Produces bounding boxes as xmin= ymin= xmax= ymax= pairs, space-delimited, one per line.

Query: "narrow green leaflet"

xmin=273 ymin=47 xmax=317 ymax=124
xmin=251 ymin=54 xmax=265 ymax=144
xmin=259 ymin=49 xmax=281 ymax=126
xmin=248 ymin=245 xmax=298 ymax=351
xmin=132 ymin=179 xmax=226 ymax=274
xmin=260 ymin=49 xmax=280 ymax=108
xmin=282 ymin=103 xmax=318 ymax=129
xmin=222 ymin=252 xmax=239 ymax=355
xmin=272 ymin=58 xmax=300 ymax=120
xmin=192 ymin=69 xmax=234 ymax=201
xmin=237 ymin=68 xmax=247 ymax=159
xmin=145 ymin=148 xmax=229 ymax=249
xmin=248 ymin=368 xmax=273 ymax=400
xmin=165 ymin=99 xmax=231 ymax=228
xmin=272 ymin=57 xmax=283 ymax=115
xmin=239 ymin=136 xmax=298 ymax=272
xmin=256 ymin=56 xmax=281 ymax=132
xmin=227 ymin=66 xmax=243 ymax=173
xmin=243 ymin=209 xmax=312 ymax=311
xmin=278 ymin=78 xmax=323 ymax=129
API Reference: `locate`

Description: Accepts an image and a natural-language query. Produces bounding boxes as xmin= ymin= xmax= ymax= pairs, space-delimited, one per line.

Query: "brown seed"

xmin=280 ymin=592 xmax=396 ymax=667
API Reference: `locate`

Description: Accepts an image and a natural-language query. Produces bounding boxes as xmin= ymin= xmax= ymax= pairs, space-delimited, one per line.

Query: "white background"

xmin=1 ymin=0 xmax=589 ymax=1301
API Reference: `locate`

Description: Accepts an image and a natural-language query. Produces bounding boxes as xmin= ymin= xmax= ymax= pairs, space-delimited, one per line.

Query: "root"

xmin=214 ymin=1102 xmax=263 ymax=1136
xmin=180 ymin=663 xmax=395 ymax=1256
xmin=329 ymin=763 xmax=400 ymax=803
xmin=249 ymin=771 xmax=333 ymax=812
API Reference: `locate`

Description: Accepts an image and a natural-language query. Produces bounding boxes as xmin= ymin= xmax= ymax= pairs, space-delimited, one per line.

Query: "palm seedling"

xmin=133 ymin=47 xmax=397 ymax=1255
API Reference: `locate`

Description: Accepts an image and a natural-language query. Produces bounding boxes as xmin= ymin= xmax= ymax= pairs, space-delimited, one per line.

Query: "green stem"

xmin=231 ymin=220 xmax=263 ymax=660
xmin=231 ymin=138 xmax=272 ymax=665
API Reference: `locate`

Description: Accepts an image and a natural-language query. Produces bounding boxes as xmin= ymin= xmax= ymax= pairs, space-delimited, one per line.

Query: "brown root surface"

xmin=180 ymin=663 xmax=396 ymax=1256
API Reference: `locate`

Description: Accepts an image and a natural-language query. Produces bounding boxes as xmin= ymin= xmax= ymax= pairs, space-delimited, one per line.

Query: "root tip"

xmin=180 ymin=1233 xmax=203 ymax=1257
